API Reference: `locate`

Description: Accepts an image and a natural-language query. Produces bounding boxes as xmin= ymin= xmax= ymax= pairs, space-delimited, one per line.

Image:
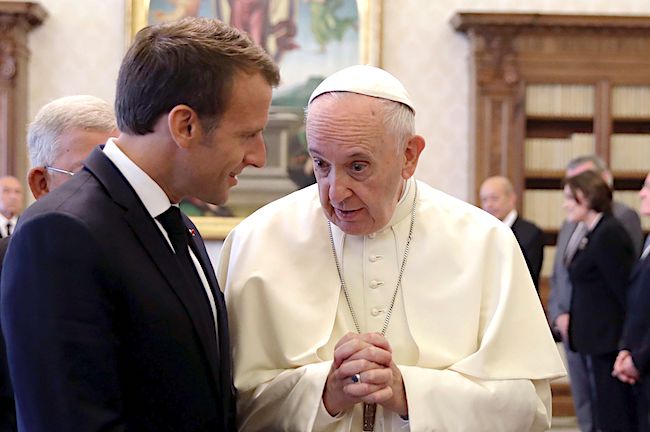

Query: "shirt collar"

xmin=0 ymin=213 xmax=17 ymax=225
xmin=102 ymin=138 xmax=172 ymax=218
xmin=502 ymin=209 xmax=518 ymax=228
xmin=587 ymin=212 xmax=603 ymax=232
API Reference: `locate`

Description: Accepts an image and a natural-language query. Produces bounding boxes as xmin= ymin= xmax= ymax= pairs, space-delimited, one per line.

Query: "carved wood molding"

xmin=454 ymin=12 xmax=650 ymax=204
xmin=0 ymin=1 xmax=46 ymax=179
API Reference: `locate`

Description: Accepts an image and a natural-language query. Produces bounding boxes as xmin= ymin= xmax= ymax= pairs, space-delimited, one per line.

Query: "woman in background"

xmin=563 ymin=170 xmax=639 ymax=431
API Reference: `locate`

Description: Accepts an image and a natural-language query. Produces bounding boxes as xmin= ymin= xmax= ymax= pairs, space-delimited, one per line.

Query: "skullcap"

xmin=308 ymin=65 xmax=415 ymax=113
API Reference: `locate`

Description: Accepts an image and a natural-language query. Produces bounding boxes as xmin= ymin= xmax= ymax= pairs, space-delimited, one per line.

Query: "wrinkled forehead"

xmin=306 ymin=93 xmax=387 ymax=147
xmin=307 ymin=92 xmax=385 ymax=126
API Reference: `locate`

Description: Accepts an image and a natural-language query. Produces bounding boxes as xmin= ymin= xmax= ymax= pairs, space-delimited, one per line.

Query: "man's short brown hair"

xmin=563 ymin=170 xmax=613 ymax=214
xmin=116 ymin=17 xmax=280 ymax=135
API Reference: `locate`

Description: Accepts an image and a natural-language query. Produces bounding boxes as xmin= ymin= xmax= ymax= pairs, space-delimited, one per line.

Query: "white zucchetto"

xmin=308 ymin=65 xmax=415 ymax=113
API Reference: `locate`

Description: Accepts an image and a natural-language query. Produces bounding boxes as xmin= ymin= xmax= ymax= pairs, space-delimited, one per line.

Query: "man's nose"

xmin=328 ymin=172 xmax=352 ymax=205
xmin=246 ymin=134 xmax=266 ymax=168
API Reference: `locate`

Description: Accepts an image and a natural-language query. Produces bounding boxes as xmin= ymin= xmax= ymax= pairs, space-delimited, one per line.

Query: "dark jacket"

xmin=568 ymin=214 xmax=635 ymax=355
xmin=0 ymin=147 xmax=235 ymax=431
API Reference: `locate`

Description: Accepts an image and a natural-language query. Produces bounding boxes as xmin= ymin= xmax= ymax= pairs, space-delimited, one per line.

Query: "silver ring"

xmin=351 ymin=373 xmax=361 ymax=383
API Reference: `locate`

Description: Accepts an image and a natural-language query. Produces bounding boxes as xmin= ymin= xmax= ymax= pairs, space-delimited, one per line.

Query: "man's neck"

xmin=114 ymin=134 xmax=180 ymax=203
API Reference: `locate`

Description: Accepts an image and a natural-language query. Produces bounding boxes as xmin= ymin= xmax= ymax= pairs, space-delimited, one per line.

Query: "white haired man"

xmin=219 ymin=65 xmax=565 ymax=431
xmin=0 ymin=95 xmax=117 ymax=432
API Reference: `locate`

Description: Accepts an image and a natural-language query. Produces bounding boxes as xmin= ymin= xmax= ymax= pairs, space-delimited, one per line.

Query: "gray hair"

xmin=306 ymin=92 xmax=415 ymax=152
xmin=567 ymin=154 xmax=608 ymax=174
xmin=566 ymin=154 xmax=612 ymax=187
xmin=28 ymin=95 xmax=116 ymax=167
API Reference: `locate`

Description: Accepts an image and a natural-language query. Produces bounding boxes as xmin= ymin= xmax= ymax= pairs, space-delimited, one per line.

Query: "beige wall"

xmin=24 ymin=0 xmax=650 ymax=202
xmin=27 ymin=0 xmax=124 ymax=120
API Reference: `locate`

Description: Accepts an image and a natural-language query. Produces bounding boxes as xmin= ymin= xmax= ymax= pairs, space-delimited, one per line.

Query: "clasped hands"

xmin=322 ymin=332 xmax=408 ymax=418
xmin=557 ymin=314 xmax=641 ymax=385
xmin=612 ymin=350 xmax=640 ymax=385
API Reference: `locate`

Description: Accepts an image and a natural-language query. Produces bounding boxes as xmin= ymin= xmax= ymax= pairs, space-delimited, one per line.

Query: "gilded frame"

xmin=125 ymin=0 xmax=382 ymax=64
xmin=124 ymin=0 xmax=383 ymax=240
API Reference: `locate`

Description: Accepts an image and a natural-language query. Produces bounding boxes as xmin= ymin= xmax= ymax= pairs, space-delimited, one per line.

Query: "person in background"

xmin=548 ymin=154 xmax=643 ymax=432
xmin=1 ymin=18 xmax=279 ymax=431
xmin=480 ymin=175 xmax=544 ymax=291
xmin=0 ymin=177 xmax=22 ymax=239
xmin=218 ymin=65 xmax=565 ymax=431
xmin=613 ymin=171 xmax=650 ymax=431
xmin=0 ymin=94 xmax=118 ymax=432
xmin=563 ymin=171 xmax=638 ymax=431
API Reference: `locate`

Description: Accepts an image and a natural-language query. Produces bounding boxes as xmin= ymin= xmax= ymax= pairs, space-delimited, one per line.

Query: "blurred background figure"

xmin=480 ymin=175 xmax=544 ymax=291
xmin=548 ymin=154 xmax=643 ymax=432
xmin=0 ymin=177 xmax=23 ymax=239
xmin=614 ymin=171 xmax=650 ymax=431
xmin=562 ymin=171 xmax=639 ymax=431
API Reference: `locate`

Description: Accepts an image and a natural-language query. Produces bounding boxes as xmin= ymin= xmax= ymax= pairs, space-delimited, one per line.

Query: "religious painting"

xmin=126 ymin=0 xmax=381 ymax=239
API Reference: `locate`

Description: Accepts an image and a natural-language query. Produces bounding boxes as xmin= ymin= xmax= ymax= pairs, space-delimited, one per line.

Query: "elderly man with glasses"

xmin=0 ymin=95 xmax=117 ymax=432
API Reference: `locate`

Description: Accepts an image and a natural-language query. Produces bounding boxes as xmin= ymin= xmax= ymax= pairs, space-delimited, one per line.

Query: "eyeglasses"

xmin=44 ymin=165 xmax=75 ymax=177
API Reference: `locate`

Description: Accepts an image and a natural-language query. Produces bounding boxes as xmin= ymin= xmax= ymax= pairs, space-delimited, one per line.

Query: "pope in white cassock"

xmin=218 ymin=65 xmax=566 ymax=431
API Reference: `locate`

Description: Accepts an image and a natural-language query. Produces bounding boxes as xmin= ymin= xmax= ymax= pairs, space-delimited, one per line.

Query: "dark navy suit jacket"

xmin=511 ymin=216 xmax=544 ymax=291
xmin=0 ymin=147 xmax=235 ymax=431
xmin=622 ymin=252 xmax=650 ymax=375
xmin=0 ymin=236 xmax=14 ymax=432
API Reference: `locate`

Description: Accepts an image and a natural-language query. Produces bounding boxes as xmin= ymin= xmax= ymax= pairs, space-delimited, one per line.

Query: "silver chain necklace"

xmin=326 ymin=181 xmax=417 ymax=431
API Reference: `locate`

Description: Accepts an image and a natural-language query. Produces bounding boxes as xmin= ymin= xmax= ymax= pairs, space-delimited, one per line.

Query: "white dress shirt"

xmin=0 ymin=213 xmax=18 ymax=237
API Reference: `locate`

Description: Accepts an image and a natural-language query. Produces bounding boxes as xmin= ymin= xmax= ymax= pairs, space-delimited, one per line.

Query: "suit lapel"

xmin=82 ymin=148 xmax=223 ymax=389
xmin=186 ymin=220 xmax=234 ymax=404
xmin=630 ymin=254 xmax=650 ymax=281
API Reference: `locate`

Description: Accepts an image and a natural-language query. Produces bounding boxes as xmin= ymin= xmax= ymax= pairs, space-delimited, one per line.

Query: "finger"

xmin=336 ymin=359 xmax=385 ymax=380
xmin=336 ymin=364 xmax=393 ymax=386
xmin=360 ymin=386 xmax=394 ymax=405
xmin=343 ymin=382 xmax=387 ymax=398
xmin=334 ymin=332 xmax=361 ymax=350
xmin=333 ymin=338 xmax=371 ymax=368
xmin=360 ymin=332 xmax=392 ymax=352
xmin=615 ymin=372 xmax=636 ymax=385
xmin=346 ymin=344 xmax=392 ymax=367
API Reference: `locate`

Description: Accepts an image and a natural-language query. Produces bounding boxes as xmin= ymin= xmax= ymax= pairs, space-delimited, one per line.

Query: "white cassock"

xmin=218 ymin=178 xmax=566 ymax=432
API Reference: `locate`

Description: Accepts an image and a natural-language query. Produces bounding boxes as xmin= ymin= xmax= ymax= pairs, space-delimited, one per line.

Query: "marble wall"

xmin=22 ymin=0 xmax=650 ymax=202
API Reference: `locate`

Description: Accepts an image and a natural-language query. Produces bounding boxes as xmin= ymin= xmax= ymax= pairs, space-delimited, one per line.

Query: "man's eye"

xmin=351 ymin=163 xmax=366 ymax=172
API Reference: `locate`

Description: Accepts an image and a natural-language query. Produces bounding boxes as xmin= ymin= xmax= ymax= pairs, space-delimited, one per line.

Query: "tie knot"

xmin=156 ymin=206 xmax=189 ymax=253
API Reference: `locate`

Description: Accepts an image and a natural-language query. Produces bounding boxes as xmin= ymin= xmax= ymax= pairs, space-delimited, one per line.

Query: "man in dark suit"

xmin=480 ymin=175 xmax=544 ymax=290
xmin=548 ymin=155 xmax=643 ymax=432
xmin=0 ymin=176 xmax=23 ymax=239
xmin=614 ymin=171 xmax=650 ymax=387
xmin=0 ymin=95 xmax=118 ymax=432
xmin=1 ymin=18 xmax=279 ymax=432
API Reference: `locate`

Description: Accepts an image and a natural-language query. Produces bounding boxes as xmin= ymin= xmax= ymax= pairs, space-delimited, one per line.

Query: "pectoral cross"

xmin=363 ymin=403 xmax=376 ymax=431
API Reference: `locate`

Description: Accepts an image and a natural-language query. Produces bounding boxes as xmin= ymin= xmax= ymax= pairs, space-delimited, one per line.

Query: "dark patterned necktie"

xmin=156 ymin=206 xmax=217 ymax=343
xmin=5 ymin=222 xmax=11 ymax=236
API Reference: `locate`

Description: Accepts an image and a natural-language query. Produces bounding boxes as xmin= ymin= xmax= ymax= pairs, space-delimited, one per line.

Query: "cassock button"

xmin=369 ymin=254 xmax=383 ymax=263
xmin=371 ymin=307 xmax=383 ymax=317
xmin=369 ymin=280 xmax=383 ymax=289
xmin=368 ymin=232 xmax=376 ymax=239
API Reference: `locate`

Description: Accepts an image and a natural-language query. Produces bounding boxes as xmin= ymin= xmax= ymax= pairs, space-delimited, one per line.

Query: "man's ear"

xmin=167 ymin=105 xmax=201 ymax=149
xmin=401 ymin=135 xmax=426 ymax=179
xmin=28 ymin=167 xmax=49 ymax=200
